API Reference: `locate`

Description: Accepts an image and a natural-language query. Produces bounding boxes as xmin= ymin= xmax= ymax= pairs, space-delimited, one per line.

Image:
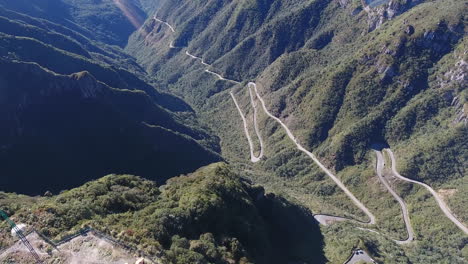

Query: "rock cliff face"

xmin=364 ymin=0 xmax=423 ymax=31
xmin=440 ymin=55 xmax=467 ymax=126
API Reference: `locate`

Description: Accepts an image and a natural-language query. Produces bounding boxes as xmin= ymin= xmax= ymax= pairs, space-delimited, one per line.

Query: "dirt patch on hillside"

xmin=437 ymin=188 xmax=457 ymax=201
xmin=0 ymin=232 xmax=139 ymax=264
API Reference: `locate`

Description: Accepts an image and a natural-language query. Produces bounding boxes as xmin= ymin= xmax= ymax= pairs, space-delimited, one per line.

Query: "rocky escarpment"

xmin=373 ymin=20 xmax=463 ymax=84
xmin=451 ymin=97 xmax=467 ymax=126
xmin=364 ymin=0 xmax=423 ymax=31
xmin=445 ymin=57 xmax=467 ymax=126
xmin=4 ymin=62 xmax=106 ymax=110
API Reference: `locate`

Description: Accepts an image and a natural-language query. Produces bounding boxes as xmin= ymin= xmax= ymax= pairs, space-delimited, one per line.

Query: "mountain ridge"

xmin=125 ymin=0 xmax=467 ymax=262
xmin=0 ymin=0 xmax=466 ymax=263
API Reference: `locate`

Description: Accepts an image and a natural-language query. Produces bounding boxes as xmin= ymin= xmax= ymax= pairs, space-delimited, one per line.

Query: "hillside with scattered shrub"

xmin=126 ymin=0 xmax=467 ymax=263
xmin=0 ymin=0 xmax=466 ymax=263
xmin=0 ymin=163 xmax=326 ymax=264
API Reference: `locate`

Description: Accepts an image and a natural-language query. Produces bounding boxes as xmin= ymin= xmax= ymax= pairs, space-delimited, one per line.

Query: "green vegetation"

xmin=0 ymin=0 xmax=466 ymax=263
xmin=127 ymin=0 xmax=467 ymax=263
xmin=0 ymin=6 xmax=222 ymax=195
xmin=0 ymin=0 xmax=148 ymax=46
xmin=0 ymin=58 xmax=220 ymax=195
xmin=0 ymin=163 xmax=326 ymax=264
xmin=135 ymin=0 xmax=465 ymax=172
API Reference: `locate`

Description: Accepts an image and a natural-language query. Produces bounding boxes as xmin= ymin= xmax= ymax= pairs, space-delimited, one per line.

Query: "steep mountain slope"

xmin=0 ymin=0 xmax=465 ymax=263
xmin=129 ymin=0 xmax=465 ymax=174
xmin=0 ymin=163 xmax=326 ymax=264
xmin=0 ymin=0 xmax=148 ymax=46
xmin=0 ymin=4 xmax=221 ymax=195
xmin=0 ymin=4 xmax=150 ymax=78
xmin=0 ymin=58 xmax=219 ymax=195
xmin=126 ymin=0 xmax=467 ymax=263
xmin=0 ymin=2 xmax=327 ymax=264
xmin=256 ymin=0 xmax=466 ymax=172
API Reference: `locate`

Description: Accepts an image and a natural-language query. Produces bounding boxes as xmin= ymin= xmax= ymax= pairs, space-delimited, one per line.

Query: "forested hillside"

xmin=0 ymin=3 xmax=220 ymax=195
xmin=129 ymin=0 xmax=466 ymax=180
xmin=0 ymin=0 xmax=466 ymax=263
xmin=0 ymin=163 xmax=326 ymax=264
xmin=126 ymin=0 xmax=467 ymax=263
xmin=0 ymin=0 xmax=148 ymax=46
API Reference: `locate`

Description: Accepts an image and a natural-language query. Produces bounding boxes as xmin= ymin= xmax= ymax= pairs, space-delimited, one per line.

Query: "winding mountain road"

xmin=248 ymin=85 xmax=264 ymax=160
xmin=185 ymin=51 xmax=240 ymax=84
xmin=149 ymin=17 xmax=468 ymax=260
xmin=230 ymin=91 xmax=263 ymax=163
xmin=185 ymin=51 xmax=209 ymax=66
xmin=185 ymin=51 xmax=198 ymax=59
xmin=205 ymin=69 xmax=240 ymax=84
xmin=185 ymin=52 xmax=261 ymax=161
xmin=250 ymin=82 xmax=376 ymax=225
xmin=385 ymin=149 xmax=468 ymax=235
xmin=153 ymin=16 xmax=375 ymax=226
xmin=153 ymin=17 xmax=174 ymax=32
xmin=375 ymin=150 xmax=414 ymax=244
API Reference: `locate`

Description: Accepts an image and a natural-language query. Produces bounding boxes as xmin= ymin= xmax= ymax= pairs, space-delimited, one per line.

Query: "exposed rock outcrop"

xmin=436 ymin=50 xmax=467 ymax=126
xmin=364 ymin=0 xmax=423 ymax=31
xmin=452 ymin=97 xmax=467 ymax=126
xmin=418 ymin=25 xmax=463 ymax=55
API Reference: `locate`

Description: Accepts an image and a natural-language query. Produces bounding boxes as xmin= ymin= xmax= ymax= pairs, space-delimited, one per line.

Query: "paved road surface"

xmin=186 ymin=52 xmax=261 ymax=162
xmin=185 ymin=52 xmax=240 ymax=84
xmin=385 ymin=149 xmax=468 ymax=235
xmin=314 ymin=214 xmax=348 ymax=225
xmin=375 ymin=150 xmax=414 ymax=244
xmin=144 ymin=19 xmax=467 ymax=262
xmin=248 ymin=84 xmax=265 ymax=160
xmin=185 ymin=51 xmax=198 ymax=59
xmin=229 ymin=92 xmax=263 ymax=163
xmin=251 ymin=82 xmax=376 ymax=225
xmin=153 ymin=17 xmax=174 ymax=32
xmin=154 ymin=15 xmax=376 ymax=226
xmin=169 ymin=41 xmax=178 ymax=48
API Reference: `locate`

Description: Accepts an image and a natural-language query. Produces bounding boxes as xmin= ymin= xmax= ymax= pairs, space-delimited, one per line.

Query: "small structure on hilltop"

xmin=1 ymin=210 xmax=43 ymax=263
xmin=11 ymin=223 xmax=26 ymax=237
